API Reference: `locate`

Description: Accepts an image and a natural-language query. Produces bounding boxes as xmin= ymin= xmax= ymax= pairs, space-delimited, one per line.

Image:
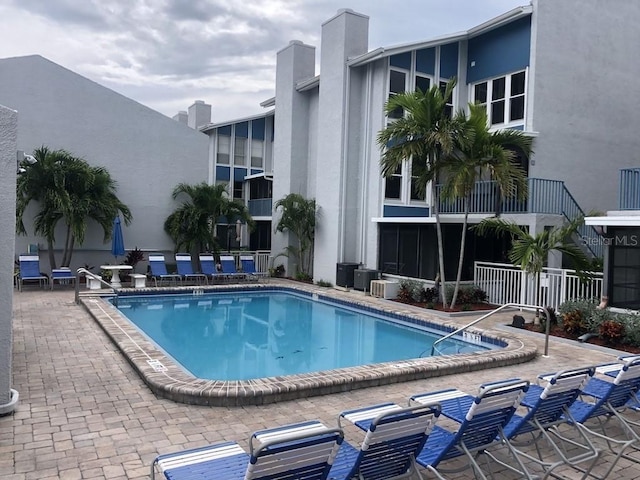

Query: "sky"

xmin=0 ymin=0 xmax=527 ymax=123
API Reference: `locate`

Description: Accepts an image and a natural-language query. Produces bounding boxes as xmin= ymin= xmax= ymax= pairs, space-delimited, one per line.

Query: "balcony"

xmin=248 ymin=198 xmax=272 ymax=217
xmin=436 ymin=177 xmax=602 ymax=258
xmin=619 ymin=168 xmax=640 ymax=210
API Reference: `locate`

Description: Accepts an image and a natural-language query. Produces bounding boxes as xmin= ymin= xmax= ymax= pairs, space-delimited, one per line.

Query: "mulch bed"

xmin=518 ymin=323 xmax=640 ymax=354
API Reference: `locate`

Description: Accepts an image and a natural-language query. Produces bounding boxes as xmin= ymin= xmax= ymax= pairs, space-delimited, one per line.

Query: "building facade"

xmin=200 ymin=0 xmax=640 ymax=284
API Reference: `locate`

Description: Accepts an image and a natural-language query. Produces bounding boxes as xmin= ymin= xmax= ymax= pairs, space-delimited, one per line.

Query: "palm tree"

xmin=377 ymin=78 xmax=464 ymax=308
xmin=473 ymin=216 xmax=592 ymax=311
xmin=16 ymin=146 xmax=131 ymax=269
xmin=164 ymin=182 xmax=253 ymax=254
xmin=274 ymin=193 xmax=317 ymax=278
xmin=443 ymin=104 xmax=532 ymax=308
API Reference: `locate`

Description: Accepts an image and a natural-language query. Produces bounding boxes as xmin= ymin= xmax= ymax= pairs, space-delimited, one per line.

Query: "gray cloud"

xmin=1 ymin=0 xmax=526 ymax=119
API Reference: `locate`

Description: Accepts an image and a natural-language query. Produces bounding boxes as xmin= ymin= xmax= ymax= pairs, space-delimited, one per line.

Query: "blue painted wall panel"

xmin=416 ymin=48 xmax=436 ymax=75
xmin=390 ymin=52 xmax=412 ymax=69
xmin=467 ymin=16 xmax=531 ymax=83
xmin=251 ymin=118 xmax=265 ymax=140
xmin=383 ymin=205 xmax=430 ymax=217
xmin=218 ymin=125 xmax=231 ymax=135
xmin=250 ymin=169 xmax=263 ymax=176
xmin=234 ymin=168 xmax=248 ymax=181
xmin=236 ymin=121 xmax=248 ymax=138
xmin=216 ymin=165 xmax=230 ymax=181
xmin=439 ymin=42 xmax=459 ymax=78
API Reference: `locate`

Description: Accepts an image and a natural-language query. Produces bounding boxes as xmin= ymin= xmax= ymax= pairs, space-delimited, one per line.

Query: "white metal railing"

xmin=222 ymin=250 xmax=271 ymax=273
xmin=474 ymin=261 xmax=603 ymax=312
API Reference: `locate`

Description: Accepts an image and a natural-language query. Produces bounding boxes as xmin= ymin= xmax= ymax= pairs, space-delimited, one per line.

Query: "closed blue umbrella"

xmin=111 ymin=215 xmax=125 ymax=260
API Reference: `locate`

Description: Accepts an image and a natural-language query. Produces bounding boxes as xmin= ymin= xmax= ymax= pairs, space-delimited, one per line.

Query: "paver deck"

xmin=3 ymin=283 xmax=640 ymax=479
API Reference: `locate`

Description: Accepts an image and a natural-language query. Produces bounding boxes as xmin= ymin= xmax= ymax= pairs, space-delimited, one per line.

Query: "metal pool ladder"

xmin=429 ymin=303 xmax=555 ymax=357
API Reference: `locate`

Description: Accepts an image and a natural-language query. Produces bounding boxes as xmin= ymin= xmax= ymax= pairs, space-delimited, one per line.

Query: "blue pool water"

xmin=113 ymin=290 xmax=495 ymax=381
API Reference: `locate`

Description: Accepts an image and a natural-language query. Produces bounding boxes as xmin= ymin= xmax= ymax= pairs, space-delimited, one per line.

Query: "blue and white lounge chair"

xmin=220 ymin=255 xmax=245 ymax=282
xmin=151 ymin=420 xmax=343 ymax=480
xmin=484 ymin=367 xmax=601 ymax=479
xmin=148 ymin=255 xmax=182 ymax=287
xmin=329 ymin=401 xmax=441 ymax=480
xmin=50 ymin=267 xmax=76 ymax=290
xmin=199 ymin=253 xmax=225 ymax=283
xmin=410 ymin=378 xmax=529 ymax=480
xmin=558 ymin=355 xmax=640 ymax=479
xmin=240 ymin=255 xmax=268 ymax=282
xmin=175 ymin=253 xmax=207 ymax=285
xmin=18 ymin=254 xmax=49 ymax=291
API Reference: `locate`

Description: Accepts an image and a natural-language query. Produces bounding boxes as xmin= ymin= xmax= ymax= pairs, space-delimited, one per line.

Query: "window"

xmin=384 ymin=164 xmax=402 ymax=200
xmin=388 ymin=69 xmax=407 ymax=119
xmin=234 ymin=137 xmax=246 ymax=166
xmin=251 ymin=139 xmax=263 ymax=168
xmin=472 ymin=71 xmax=526 ymax=126
xmin=233 ymin=181 xmax=243 ymax=200
xmin=415 ymin=75 xmax=430 ymax=93
xmin=439 ymin=81 xmax=454 ymax=118
xmin=410 ymin=158 xmax=426 ymax=201
xmin=217 ymin=135 xmax=230 ymax=164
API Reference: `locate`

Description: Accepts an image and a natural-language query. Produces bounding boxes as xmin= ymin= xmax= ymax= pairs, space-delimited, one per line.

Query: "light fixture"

xmin=16 ymin=150 xmax=37 ymax=174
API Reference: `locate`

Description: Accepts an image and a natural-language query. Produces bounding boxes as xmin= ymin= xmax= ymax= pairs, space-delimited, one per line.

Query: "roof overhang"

xmin=200 ymin=110 xmax=274 ymax=133
xmin=347 ymin=5 xmax=532 ymax=69
xmin=244 ymin=171 xmax=273 ymax=181
xmin=585 ymin=215 xmax=640 ymax=227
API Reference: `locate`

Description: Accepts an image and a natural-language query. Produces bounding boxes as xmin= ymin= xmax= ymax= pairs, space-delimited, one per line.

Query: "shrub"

xmin=599 ymin=320 xmax=625 ymax=345
xmin=562 ymin=311 xmax=585 ymax=335
xmin=619 ymin=313 xmax=640 ymax=347
xmin=449 ymin=285 xmax=488 ymax=305
xmin=585 ymin=308 xmax=611 ymax=334
xmin=316 ymin=279 xmax=332 ymax=287
xmin=419 ymin=286 xmax=439 ymax=303
xmin=398 ymin=279 xmax=423 ymax=302
xmin=558 ymin=298 xmax=597 ymax=319
xmin=124 ymin=247 xmax=145 ymax=269
xmin=269 ymin=265 xmax=285 ymax=277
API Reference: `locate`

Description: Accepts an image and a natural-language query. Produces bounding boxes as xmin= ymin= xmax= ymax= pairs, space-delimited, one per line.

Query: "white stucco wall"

xmin=529 ymin=0 xmax=640 ymax=212
xmin=271 ymin=41 xmax=316 ymax=275
xmin=0 ymin=104 xmax=17 ymax=408
xmin=313 ymin=9 xmax=369 ymax=283
xmin=0 ymin=55 xmax=209 ymax=272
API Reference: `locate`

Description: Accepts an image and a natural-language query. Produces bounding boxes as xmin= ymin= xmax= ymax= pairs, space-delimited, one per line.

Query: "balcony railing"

xmin=436 ymin=177 xmax=603 ymax=258
xmin=619 ymin=168 xmax=640 ymax=210
xmin=248 ymin=198 xmax=272 ymax=217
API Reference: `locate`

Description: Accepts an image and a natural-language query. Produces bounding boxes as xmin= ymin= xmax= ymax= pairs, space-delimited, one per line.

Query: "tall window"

xmin=251 ymin=139 xmax=263 ymax=168
xmin=415 ymin=75 xmax=430 ymax=93
xmin=410 ymin=158 xmax=426 ymax=201
xmin=384 ymin=164 xmax=402 ymax=200
xmin=217 ymin=135 xmax=230 ymax=164
xmin=439 ymin=81 xmax=454 ymax=118
xmin=233 ymin=181 xmax=243 ymax=200
xmin=234 ymin=137 xmax=246 ymax=166
xmin=472 ymin=70 xmax=526 ymax=126
xmin=388 ymin=69 xmax=407 ymax=119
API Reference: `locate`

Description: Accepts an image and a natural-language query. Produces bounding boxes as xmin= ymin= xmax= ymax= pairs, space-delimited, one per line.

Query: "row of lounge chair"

xmin=16 ymin=253 xmax=267 ymax=291
xmin=149 ymin=253 xmax=267 ymax=287
xmin=152 ymin=355 xmax=640 ymax=480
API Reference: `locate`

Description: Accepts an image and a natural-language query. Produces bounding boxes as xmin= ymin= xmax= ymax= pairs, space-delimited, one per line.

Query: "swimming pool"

xmin=113 ymin=290 xmax=494 ymax=381
xmin=81 ymin=282 xmax=537 ymax=406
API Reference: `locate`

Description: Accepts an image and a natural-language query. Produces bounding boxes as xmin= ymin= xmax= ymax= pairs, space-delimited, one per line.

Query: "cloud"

xmin=0 ymin=0 xmax=526 ymax=120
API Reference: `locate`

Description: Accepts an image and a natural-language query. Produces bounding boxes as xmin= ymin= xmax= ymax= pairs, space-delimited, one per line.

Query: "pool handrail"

xmin=430 ymin=303 xmax=554 ymax=357
xmin=75 ymin=267 xmax=118 ymax=303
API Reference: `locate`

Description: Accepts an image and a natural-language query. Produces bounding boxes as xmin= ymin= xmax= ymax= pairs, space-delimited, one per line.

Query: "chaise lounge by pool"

xmin=79 ymin=282 xmax=537 ymax=406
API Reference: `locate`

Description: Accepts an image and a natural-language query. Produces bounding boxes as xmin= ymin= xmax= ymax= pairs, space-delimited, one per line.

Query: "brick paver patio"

xmin=3 ymin=286 xmax=640 ymax=479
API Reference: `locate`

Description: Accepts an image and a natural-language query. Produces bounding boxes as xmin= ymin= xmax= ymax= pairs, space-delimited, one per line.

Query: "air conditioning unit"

xmin=370 ymin=280 xmax=400 ymax=299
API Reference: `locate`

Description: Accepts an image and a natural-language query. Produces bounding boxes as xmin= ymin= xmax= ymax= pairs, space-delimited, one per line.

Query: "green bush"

xmin=619 ymin=313 xmax=640 ymax=346
xmin=316 ymin=279 xmax=332 ymax=287
xmin=398 ymin=279 xmax=423 ymax=302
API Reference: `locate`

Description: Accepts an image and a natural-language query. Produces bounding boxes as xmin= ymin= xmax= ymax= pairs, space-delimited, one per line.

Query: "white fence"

xmin=474 ymin=261 xmax=603 ymax=312
xmin=225 ymin=250 xmax=271 ymax=273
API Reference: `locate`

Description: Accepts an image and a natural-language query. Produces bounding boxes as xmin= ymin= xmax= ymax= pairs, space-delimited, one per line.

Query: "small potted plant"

xmin=125 ymin=247 xmax=145 ymax=272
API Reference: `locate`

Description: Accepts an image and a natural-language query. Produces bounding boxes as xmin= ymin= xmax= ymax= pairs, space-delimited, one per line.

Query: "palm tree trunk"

xmin=47 ymin=239 xmax=57 ymax=270
xmin=450 ymin=195 xmax=470 ymax=309
xmin=62 ymin=235 xmax=75 ymax=266
xmin=61 ymin=224 xmax=72 ymax=266
xmin=433 ymin=182 xmax=448 ymax=309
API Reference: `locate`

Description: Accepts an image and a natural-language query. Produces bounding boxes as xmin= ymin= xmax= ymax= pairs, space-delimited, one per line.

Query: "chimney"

xmin=188 ymin=100 xmax=212 ymax=129
xmin=172 ymin=111 xmax=188 ymax=125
